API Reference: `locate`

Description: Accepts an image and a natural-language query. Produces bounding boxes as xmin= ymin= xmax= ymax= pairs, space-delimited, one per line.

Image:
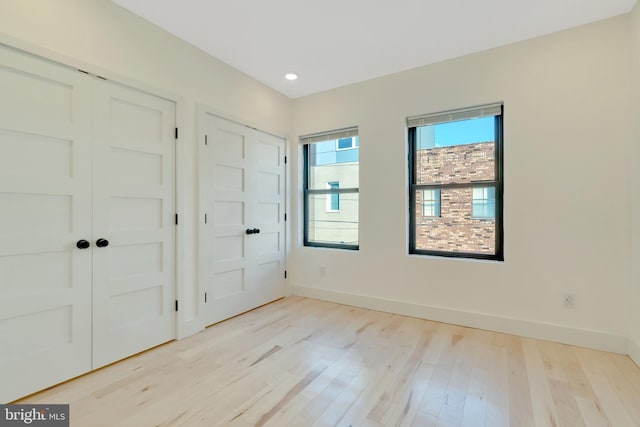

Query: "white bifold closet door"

xmin=91 ymin=80 xmax=176 ymax=369
xmin=201 ymin=113 xmax=285 ymax=326
xmin=0 ymin=45 xmax=176 ymax=402
xmin=0 ymin=46 xmax=93 ymax=403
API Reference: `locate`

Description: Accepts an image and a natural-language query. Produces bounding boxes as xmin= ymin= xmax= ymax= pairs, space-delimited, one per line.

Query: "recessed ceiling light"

xmin=285 ymin=73 xmax=298 ymax=81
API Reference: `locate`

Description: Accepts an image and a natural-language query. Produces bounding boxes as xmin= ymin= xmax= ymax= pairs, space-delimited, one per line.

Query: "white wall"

xmin=291 ymin=16 xmax=634 ymax=353
xmin=629 ymin=2 xmax=640 ymax=365
xmin=0 ymin=0 xmax=292 ymax=337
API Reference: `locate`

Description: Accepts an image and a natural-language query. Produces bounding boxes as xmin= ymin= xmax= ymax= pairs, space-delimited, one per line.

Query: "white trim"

xmin=292 ymin=285 xmax=628 ymax=354
xmin=196 ymin=103 xmax=288 ymax=141
xmin=0 ymin=36 xmax=183 ymax=107
xmin=407 ymin=102 xmax=502 ymax=128
xmin=196 ymin=108 xmax=209 ymax=335
xmin=173 ymin=92 xmax=202 ymax=340
xmin=300 ymin=127 xmax=358 ymax=144
xmin=630 ymin=338 xmax=640 ymax=368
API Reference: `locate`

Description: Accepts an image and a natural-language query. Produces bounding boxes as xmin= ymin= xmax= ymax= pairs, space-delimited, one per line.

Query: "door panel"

xmin=0 ymin=46 xmax=178 ymax=400
xmin=204 ymin=117 xmax=250 ymax=324
xmin=252 ymin=134 xmax=285 ymax=291
xmin=92 ymin=81 xmax=175 ymax=369
xmin=202 ymin=114 xmax=285 ymax=326
xmin=0 ymin=47 xmax=92 ymax=403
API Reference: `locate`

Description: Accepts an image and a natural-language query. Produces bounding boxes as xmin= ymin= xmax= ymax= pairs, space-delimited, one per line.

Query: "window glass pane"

xmin=327 ymin=182 xmax=340 ymax=211
xmin=337 ymin=137 xmax=354 ymax=149
xmin=472 ymin=187 xmax=484 ymax=199
xmin=472 ymin=201 xmax=496 ymax=218
xmin=331 ymin=193 xmax=340 ymax=211
xmin=308 ymin=192 xmax=359 ymax=246
xmin=421 ymin=189 xmax=441 ymax=217
xmin=487 ymin=187 xmax=496 ymax=199
xmin=416 ymin=116 xmax=496 ymax=185
xmin=472 ymin=186 xmax=496 ymax=218
xmin=414 ymin=188 xmax=495 ymax=255
xmin=308 ymin=140 xmax=359 ymax=190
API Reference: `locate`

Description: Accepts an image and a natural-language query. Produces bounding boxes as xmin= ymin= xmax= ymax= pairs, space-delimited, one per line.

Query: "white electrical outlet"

xmin=563 ymin=293 xmax=575 ymax=308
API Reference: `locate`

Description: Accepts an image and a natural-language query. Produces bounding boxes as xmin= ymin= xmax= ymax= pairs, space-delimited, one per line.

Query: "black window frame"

xmin=303 ymin=143 xmax=359 ymax=251
xmin=408 ymin=106 xmax=504 ymax=261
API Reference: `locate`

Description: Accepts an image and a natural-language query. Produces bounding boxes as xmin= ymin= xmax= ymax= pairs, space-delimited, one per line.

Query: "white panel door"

xmin=0 ymin=46 xmax=93 ymax=402
xmin=252 ymin=131 xmax=287 ymax=300
xmin=92 ymin=80 xmax=176 ymax=368
xmin=202 ymin=113 xmax=285 ymax=326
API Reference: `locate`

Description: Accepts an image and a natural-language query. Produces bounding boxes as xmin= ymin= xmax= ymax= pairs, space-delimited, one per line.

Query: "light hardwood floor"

xmin=19 ymin=297 xmax=640 ymax=426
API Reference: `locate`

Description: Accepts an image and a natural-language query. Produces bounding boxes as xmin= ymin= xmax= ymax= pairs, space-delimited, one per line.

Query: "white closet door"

xmin=202 ymin=113 xmax=285 ymax=326
xmin=91 ymin=80 xmax=176 ymax=368
xmin=0 ymin=47 xmax=93 ymax=402
xmin=252 ymin=131 xmax=287 ymax=299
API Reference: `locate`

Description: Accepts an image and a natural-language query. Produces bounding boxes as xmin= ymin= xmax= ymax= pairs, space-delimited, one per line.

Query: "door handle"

xmin=76 ymin=239 xmax=90 ymax=249
xmin=245 ymin=229 xmax=255 ymax=235
xmin=252 ymin=228 xmax=260 ymax=234
xmin=96 ymin=238 xmax=110 ymax=248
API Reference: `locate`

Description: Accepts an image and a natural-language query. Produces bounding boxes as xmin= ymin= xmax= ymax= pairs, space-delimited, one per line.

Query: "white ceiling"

xmin=111 ymin=0 xmax=636 ymax=99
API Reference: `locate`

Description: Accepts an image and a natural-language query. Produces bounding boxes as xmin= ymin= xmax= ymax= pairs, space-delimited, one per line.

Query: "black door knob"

xmin=96 ymin=238 xmax=109 ymax=248
xmin=253 ymin=228 xmax=260 ymax=234
xmin=76 ymin=239 xmax=90 ymax=249
xmin=245 ymin=229 xmax=255 ymax=235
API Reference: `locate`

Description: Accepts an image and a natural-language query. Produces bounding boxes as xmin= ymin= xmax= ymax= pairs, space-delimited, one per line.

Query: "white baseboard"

xmin=630 ymin=338 xmax=640 ymax=367
xmin=293 ymin=285 xmax=628 ymax=354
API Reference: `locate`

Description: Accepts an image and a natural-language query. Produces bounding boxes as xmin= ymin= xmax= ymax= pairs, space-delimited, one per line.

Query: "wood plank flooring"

xmin=19 ymin=297 xmax=640 ymax=426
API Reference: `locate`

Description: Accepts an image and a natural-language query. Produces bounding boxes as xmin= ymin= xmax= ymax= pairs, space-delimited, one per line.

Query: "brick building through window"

xmin=414 ymin=141 xmax=496 ymax=254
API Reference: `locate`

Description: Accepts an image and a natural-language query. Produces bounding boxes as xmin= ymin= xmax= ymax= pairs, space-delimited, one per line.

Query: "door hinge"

xmin=175 ymin=127 xmax=179 ymax=139
xmin=204 ymin=213 xmax=208 ymax=224
xmin=175 ymin=300 xmax=179 ymax=312
xmin=175 ymin=214 xmax=178 ymax=225
xmin=205 ymin=134 xmax=208 ymax=146
xmin=204 ymin=292 xmax=207 ymax=303
xmin=284 ymin=156 xmax=287 ymax=164
xmin=284 ymin=213 xmax=287 ymax=221
xmin=284 ymin=270 xmax=288 ymax=279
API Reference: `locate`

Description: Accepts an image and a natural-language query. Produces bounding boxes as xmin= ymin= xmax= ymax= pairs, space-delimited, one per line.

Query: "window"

xmin=327 ymin=182 xmax=340 ymax=212
xmin=422 ymin=189 xmax=441 ymax=217
xmin=472 ymin=187 xmax=495 ymax=218
xmin=336 ymin=137 xmax=358 ymax=150
xmin=302 ymin=127 xmax=359 ymax=250
xmin=408 ymin=103 xmax=503 ymax=260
